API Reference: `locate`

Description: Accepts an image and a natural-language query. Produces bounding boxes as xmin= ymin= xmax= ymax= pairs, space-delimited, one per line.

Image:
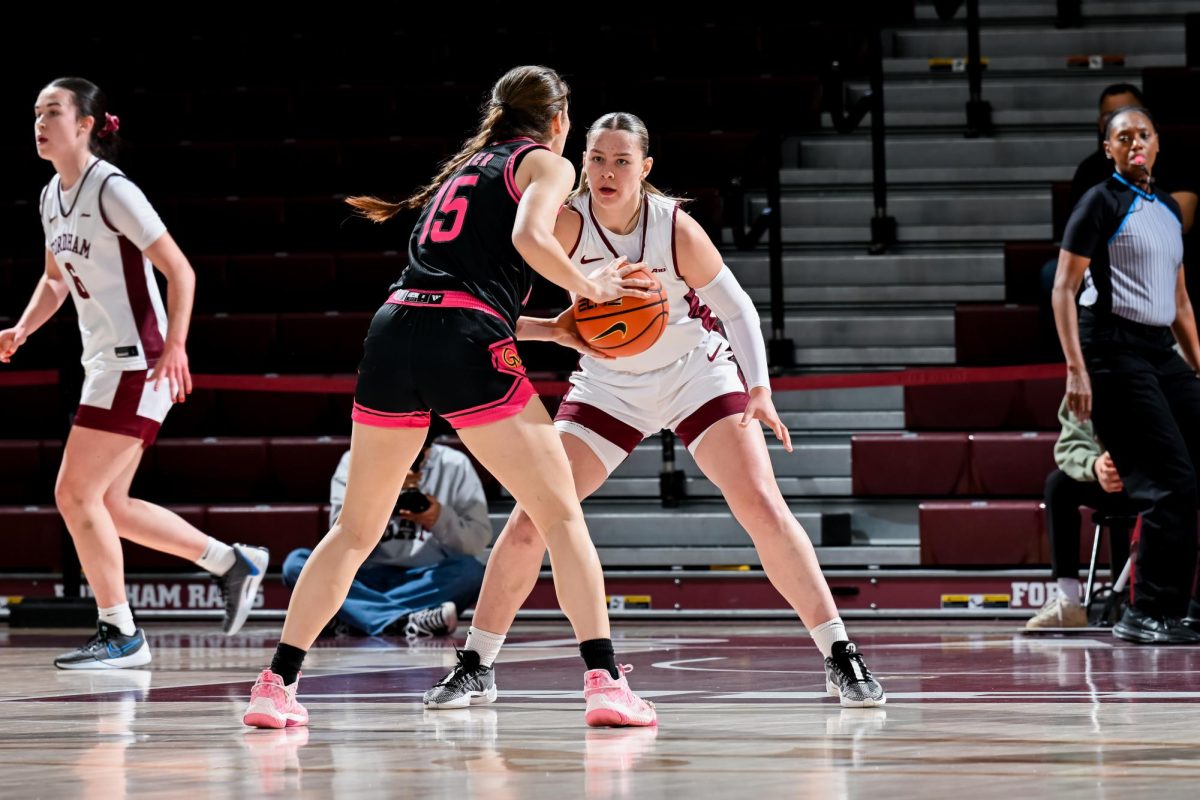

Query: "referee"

xmin=1052 ymin=106 xmax=1200 ymax=644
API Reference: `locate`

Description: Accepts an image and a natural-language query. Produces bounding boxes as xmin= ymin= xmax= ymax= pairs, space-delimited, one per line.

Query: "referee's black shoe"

xmin=1113 ymin=607 xmax=1200 ymax=644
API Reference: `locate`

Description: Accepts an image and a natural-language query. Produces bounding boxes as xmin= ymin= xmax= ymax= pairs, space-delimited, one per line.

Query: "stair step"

xmin=892 ymin=24 xmax=1183 ymax=58
xmin=728 ymin=223 xmax=1052 ymax=244
xmin=794 ymin=134 xmax=1092 ymax=169
xmin=750 ymin=191 xmax=1048 ymax=227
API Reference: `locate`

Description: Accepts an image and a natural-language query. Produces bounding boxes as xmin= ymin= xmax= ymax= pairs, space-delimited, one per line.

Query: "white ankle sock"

xmin=195 ymin=537 xmax=237 ymax=575
xmin=809 ymin=617 xmax=849 ymax=659
xmin=465 ymin=626 xmax=506 ymax=667
xmin=99 ymin=603 xmax=136 ymax=636
xmin=1057 ymin=578 xmax=1082 ymax=605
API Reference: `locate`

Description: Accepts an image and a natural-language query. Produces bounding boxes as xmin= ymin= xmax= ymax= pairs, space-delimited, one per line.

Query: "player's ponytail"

xmin=47 ymin=77 xmax=121 ymax=163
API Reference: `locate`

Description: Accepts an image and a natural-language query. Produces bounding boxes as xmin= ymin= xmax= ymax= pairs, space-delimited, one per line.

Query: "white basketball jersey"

xmin=567 ymin=192 xmax=723 ymax=374
xmin=40 ymin=157 xmax=169 ymax=373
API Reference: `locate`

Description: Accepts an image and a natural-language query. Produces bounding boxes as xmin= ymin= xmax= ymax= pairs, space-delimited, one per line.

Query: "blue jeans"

xmin=282 ymin=549 xmax=485 ymax=636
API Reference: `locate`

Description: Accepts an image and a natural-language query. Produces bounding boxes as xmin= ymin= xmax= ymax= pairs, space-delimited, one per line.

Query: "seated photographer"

xmin=282 ymin=426 xmax=492 ymax=637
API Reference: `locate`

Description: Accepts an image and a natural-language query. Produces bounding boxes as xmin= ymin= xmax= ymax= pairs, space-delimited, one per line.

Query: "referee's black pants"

xmin=1084 ymin=318 xmax=1200 ymax=618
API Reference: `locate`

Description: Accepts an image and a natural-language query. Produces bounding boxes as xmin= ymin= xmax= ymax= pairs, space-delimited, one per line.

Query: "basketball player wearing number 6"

xmin=2 ymin=78 xmax=268 ymax=671
xmin=424 ymin=112 xmax=886 ymax=710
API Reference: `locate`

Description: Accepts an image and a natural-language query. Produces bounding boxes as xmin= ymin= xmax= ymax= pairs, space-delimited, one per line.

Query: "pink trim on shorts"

xmin=442 ymin=378 xmax=537 ymax=429
xmin=351 ymin=402 xmax=431 ymax=429
xmin=73 ymin=370 xmax=162 ymax=447
xmin=555 ymin=400 xmax=644 ymax=454
xmin=674 ymin=391 xmax=750 ymax=449
xmin=386 ymin=289 xmax=506 ymax=323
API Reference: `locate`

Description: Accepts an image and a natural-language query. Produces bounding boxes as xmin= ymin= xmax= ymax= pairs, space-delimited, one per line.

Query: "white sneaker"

xmin=1025 ymin=595 xmax=1088 ymax=629
xmin=217 ymin=544 xmax=270 ymax=635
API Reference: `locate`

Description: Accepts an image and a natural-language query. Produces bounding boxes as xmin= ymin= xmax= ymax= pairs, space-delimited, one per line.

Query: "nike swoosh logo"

xmin=591 ymin=322 xmax=627 ymax=341
xmin=106 ymin=638 xmax=141 ymax=657
xmin=707 ymin=344 xmax=723 ymax=361
xmin=581 ymin=256 xmax=605 ymax=264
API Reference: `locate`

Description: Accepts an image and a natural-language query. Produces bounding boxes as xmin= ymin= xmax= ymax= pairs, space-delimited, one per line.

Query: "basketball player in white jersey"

xmin=0 ymin=78 xmax=268 ymax=669
xmin=425 ymin=112 xmax=885 ymax=709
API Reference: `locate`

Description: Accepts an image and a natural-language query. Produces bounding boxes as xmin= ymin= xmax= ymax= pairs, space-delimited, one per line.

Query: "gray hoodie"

xmin=329 ymin=444 xmax=491 ymax=568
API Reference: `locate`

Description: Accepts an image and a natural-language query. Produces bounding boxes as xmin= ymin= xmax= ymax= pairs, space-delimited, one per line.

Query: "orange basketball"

xmin=573 ymin=270 xmax=668 ymax=357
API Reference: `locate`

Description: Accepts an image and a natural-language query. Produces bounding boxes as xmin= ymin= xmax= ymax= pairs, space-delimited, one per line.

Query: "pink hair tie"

xmin=98 ymin=112 xmax=120 ymax=139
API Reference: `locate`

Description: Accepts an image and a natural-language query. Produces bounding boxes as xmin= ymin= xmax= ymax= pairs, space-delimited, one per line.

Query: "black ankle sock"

xmin=270 ymin=642 xmax=307 ymax=685
xmin=579 ymin=638 xmax=619 ymax=680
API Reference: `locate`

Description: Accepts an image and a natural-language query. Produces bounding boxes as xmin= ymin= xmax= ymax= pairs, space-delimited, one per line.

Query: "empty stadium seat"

xmin=224 ymin=254 xmax=336 ymax=313
xmin=919 ymin=501 xmax=1047 ymax=566
xmin=0 ymin=506 xmax=63 ymax=570
xmin=0 ymin=441 xmax=42 ymax=504
xmin=275 ymin=312 xmax=370 ymax=373
xmin=268 ymin=437 xmax=350 ymax=502
xmin=217 ymin=391 xmax=347 ymax=437
xmin=955 ymin=304 xmax=1043 ymax=366
xmin=905 ymin=378 xmax=1063 ymax=432
xmin=149 ymin=438 xmax=269 ymax=503
xmin=852 ymin=433 xmax=970 ymax=496
xmin=969 ymin=432 xmax=1058 ymax=496
xmin=333 ymin=253 xmax=404 ymax=311
xmin=187 ymin=314 xmax=278 ymax=374
xmin=1004 ymin=241 xmax=1058 ymax=304
xmin=205 ymin=505 xmax=324 ymax=568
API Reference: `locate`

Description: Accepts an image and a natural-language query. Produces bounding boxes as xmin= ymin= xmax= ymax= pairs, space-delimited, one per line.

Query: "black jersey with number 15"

xmin=393 ymin=137 xmax=549 ymax=328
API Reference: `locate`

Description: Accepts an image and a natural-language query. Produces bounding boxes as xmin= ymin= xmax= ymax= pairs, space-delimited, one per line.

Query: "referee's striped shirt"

xmin=1063 ymin=173 xmax=1185 ymax=327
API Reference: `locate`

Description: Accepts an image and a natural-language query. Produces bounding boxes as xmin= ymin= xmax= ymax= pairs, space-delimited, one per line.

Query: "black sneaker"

xmin=216 ymin=544 xmax=270 ymax=635
xmin=404 ymin=602 xmax=458 ymax=639
xmin=824 ymin=641 xmax=886 ymax=707
xmin=54 ymin=622 xmax=152 ymax=670
xmin=1113 ymin=607 xmax=1200 ymax=644
xmin=423 ymin=649 xmax=497 ymax=709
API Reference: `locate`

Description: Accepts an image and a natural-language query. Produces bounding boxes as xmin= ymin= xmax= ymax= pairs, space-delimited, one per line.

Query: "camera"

xmin=395 ymin=487 xmax=431 ymax=514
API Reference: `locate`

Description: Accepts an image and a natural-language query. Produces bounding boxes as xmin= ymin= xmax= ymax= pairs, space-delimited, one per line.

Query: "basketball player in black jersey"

xmin=243 ymin=66 xmax=658 ymax=729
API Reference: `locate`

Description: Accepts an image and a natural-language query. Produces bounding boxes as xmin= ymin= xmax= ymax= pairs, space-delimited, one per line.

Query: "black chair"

xmin=1084 ymin=511 xmax=1137 ymax=625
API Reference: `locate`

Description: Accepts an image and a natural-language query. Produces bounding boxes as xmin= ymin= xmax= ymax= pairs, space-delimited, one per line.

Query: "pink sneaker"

xmin=583 ymin=664 xmax=657 ymax=728
xmin=242 ymin=669 xmax=309 ymax=729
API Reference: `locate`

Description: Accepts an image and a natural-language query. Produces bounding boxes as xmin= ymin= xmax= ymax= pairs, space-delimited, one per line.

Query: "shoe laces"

xmin=84 ymin=625 xmax=111 ymax=649
xmin=833 ymin=644 xmax=874 ymax=682
xmin=436 ymin=650 xmax=483 ymax=688
xmin=217 ymin=572 xmax=236 ymax=613
xmin=408 ymin=606 xmax=442 ymax=634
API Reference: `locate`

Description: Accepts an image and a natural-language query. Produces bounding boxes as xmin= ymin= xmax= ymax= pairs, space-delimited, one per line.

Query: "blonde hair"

xmin=348 ymin=65 xmax=570 ymax=222
xmin=569 ymin=111 xmax=684 ymax=204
